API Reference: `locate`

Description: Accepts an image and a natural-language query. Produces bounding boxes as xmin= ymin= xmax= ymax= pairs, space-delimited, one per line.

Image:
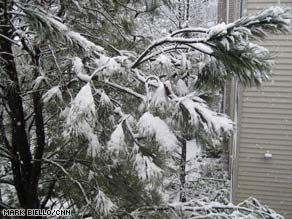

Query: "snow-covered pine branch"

xmin=138 ymin=112 xmax=179 ymax=152
xmin=63 ymin=83 xmax=100 ymax=157
xmin=174 ymin=96 xmax=234 ymax=141
xmin=20 ymin=6 xmax=104 ymax=53
xmin=131 ymin=6 xmax=291 ymax=87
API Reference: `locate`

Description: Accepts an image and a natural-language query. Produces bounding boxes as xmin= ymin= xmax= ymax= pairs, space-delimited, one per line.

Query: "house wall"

xmin=233 ymin=0 xmax=292 ymax=218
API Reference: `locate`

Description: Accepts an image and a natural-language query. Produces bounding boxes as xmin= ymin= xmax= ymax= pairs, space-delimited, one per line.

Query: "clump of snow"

xmin=154 ymin=54 xmax=172 ymax=69
xmin=95 ymin=190 xmax=116 ymax=215
xmin=42 ymin=86 xmax=63 ymax=103
xmin=63 ymin=83 xmax=100 ymax=157
xmin=99 ymin=91 xmax=113 ymax=108
xmin=95 ymin=55 xmax=121 ymax=76
xmin=176 ymin=79 xmax=189 ymax=96
xmin=67 ymin=31 xmax=104 ymax=52
xmin=149 ymin=82 xmax=169 ymax=110
xmin=192 ymin=43 xmax=214 ymax=54
xmin=133 ymin=152 xmax=163 ymax=181
xmin=37 ymin=11 xmax=104 ymax=53
xmin=208 ymin=22 xmax=227 ymax=38
xmin=72 ymin=57 xmax=91 ymax=82
xmin=33 ymin=75 xmax=48 ymax=90
xmin=180 ymin=97 xmax=233 ymax=138
xmin=107 ymin=123 xmax=126 ymax=155
xmin=138 ymin=112 xmax=178 ymax=151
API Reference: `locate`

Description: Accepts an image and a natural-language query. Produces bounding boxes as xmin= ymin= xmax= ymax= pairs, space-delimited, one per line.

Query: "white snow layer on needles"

xmin=138 ymin=112 xmax=178 ymax=151
xmin=63 ymin=83 xmax=100 ymax=157
xmin=95 ymin=55 xmax=121 ymax=76
xmin=107 ymin=123 xmax=126 ymax=154
xmin=134 ymin=152 xmax=163 ymax=181
xmin=208 ymin=22 xmax=227 ymax=38
xmin=181 ymin=98 xmax=233 ymax=137
xmin=72 ymin=57 xmax=91 ymax=82
xmin=44 ymin=14 xmax=104 ymax=53
xmin=176 ymin=79 xmax=189 ymax=96
xmin=149 ymin=82 xmax=168 ymax=110
xmin=33 ymin=75 xmax=48 ymax=90
xmin=95 ymin=190 xmax=116 ymax=215
xmin=42 ymin=86 xmax=63 ymax=103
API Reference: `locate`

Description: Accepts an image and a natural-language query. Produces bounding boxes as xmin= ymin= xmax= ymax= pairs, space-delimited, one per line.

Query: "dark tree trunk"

xmin=27 ymin=47 xmax=46 ymax=210
xmin=179 ymin=137 xmax=187 ymax=202
xmin=0 ymin=3 xmax=31 ymax=209
xmin=0 ymin=2 xmax=45 ymax=216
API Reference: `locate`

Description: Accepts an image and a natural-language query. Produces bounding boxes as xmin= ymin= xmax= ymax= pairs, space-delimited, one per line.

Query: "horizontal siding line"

xmin=242 ymin=99 xmax=292 ymax=104
xmin=240 ymin=129 xmax=292 ymax=135
xmin=236 ymin=175 xmax=292 ymax=184
xmin=237 ymin=158 xmax=292 ymax=166
xmin=240 ymin=143 xmax=292 ymax=152
xmin=237 ymin=171 xmax=292 ymax=178
xmin=239 ymin=164 xmax=292 ymax=174
xmin=238 ymin=154 xmax=292 ymax=162
xmin=240 ymin=124 xmax=292 ymax=130
xmin=239 ymin=148 xmax=292 ymax=156
xmin=240 ymin=114 xmax=292 ymax=120
xmin=237 ymin=190 xmax=292 ymax=200
xmin=238 ymin=180 xmax=292 ymax=188
xmin=237 ymin=192 xmax=292 ymax=203
xmin=237 ymin=164 xmax=292 ymax=173
xmin=243 ymin=94 xmax=292 ymax=98
xmin=242 ymin=104 xmax=292 ymax=110
xmin=237 ymin=184 xmax=292 ymax=194
xmin=240 ymin=138 xmax=292 ymax=145
xmin=243 ymin=90 xmax=292 ymax=94
xmin=242 ymin=108 xmax=292 ymax=114
xmin=248 ymin=1 xmax=292 ymax=3
xmin=246 ymin=84 xmax=292 ymax=89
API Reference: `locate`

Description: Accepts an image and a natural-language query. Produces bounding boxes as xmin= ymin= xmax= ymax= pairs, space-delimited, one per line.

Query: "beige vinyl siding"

xmin=234 ymin=0 xmax=292 ymax=218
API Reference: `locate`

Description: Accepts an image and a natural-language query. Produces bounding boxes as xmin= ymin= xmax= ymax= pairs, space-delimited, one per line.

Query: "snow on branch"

xmin=20 ymin=6 xmax=104 ymax=53
xmin=63 ymin=83 xmax=100 ymax=157
xmin=107 ymin=122 xmax=127 ymax=155
xmin=131 ymin=6 xmax=291 ymax=82
xmin=177 ymin=97 xmax=233 ymax=139
xmin=138 ymin=112 xmax=178 ymax=151
xmin=132 ymin=197 xmax=284 ymax=219
xmin=233 ymin=6 xmax=291 ymax=39
xmin=95 ymin=190 xmax=116 ymax=216
xmin=42 ymin=86 xmax=63 ymax=103
xmin=133 ymin=149 xmax=163 ymax=182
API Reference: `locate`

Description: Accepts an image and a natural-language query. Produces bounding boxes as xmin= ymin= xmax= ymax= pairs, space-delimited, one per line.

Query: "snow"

xmin=186 ymin=139 xmax=201 ymax=162
xmin=44 ymin=14 xmax=104 ymax=53
xmin=33 ymin=75 xmax=48 ymax=90
xmin=138 ymin=112 xmax=179 ymax=151
xmin=63 ymin=83 xmax=100 ymax=156
xmin=42 ymin=86 xmax=63 ymax=103
xmin=67 ymin=31 xmax=104 ymax=52
xmin=176 ymin=79 xmax=189 ymax=96
xmin=133 ymin=152 xmax=163 ymax=181
xmin=154 ymin=54 xmax=172 ymax=69
xmin=95 ymin=55 xmax=121 ymax=76
xmin=95 ymin=190 xmax=116 ymax=215
xmin=192 ymin=43 xmax=213 ymax=54
xmin=107 ymin=123 xmax=126 ymax=154
xmin=208 ymin=22 xmax=227 ymax=38
xmin=99 ymin=91 xmax=112 ymax=108
xmin=180 ymin=97 xmax=233 ymax=137
xmin=149 ymin=82 xmax=168 ymax=110
xmin=72 ymin=57 xmax=91 ymax=82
